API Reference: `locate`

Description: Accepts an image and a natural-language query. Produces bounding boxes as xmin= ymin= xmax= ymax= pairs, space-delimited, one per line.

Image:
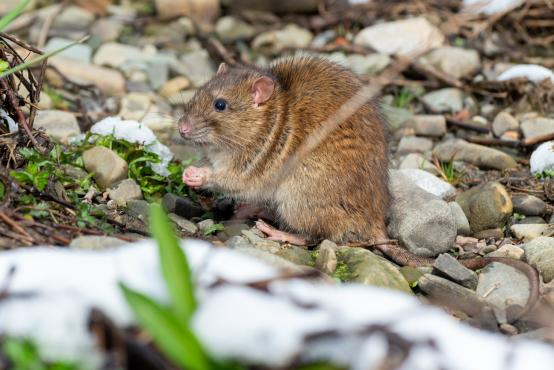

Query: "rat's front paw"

xmin=183 ymin=166 xmax=211 ymax=188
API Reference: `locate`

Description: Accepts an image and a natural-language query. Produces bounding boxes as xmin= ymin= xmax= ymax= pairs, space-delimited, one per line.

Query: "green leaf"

xmin=0 ymin=59 xmax=9 ymax=73
xmin=203 ymin=223 xmax=225 ymax=236
xmin=119 ymin=284 xmax=210 ymax=370
xmin=149 ymin=203 xmax=197 ymax=321
xmin=0 ymin=0 xmax=31 ymax=31
xmin=0 ymin=181 xmax=4 ymax=200
xmin=0 ymin=36 xmax=90 ymax=79
xmin=33 ymin=172 xmax=49 ymax=191
xmin=10 ymin=170 xmax=33 ymax=185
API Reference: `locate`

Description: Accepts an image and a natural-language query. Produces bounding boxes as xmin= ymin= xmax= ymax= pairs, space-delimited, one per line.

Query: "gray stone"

xmin=70 ymin=235 xmax=128 ymax=250
xmin=337 ymin=247 xmax=412 ymax=293
xmin=126 ymin=199 xmax=150 ymax=220
xmin=521 ymin=117 xmax=554 ymax=140
xmin=418 ymin=274 xmax=488 ymax=316
xmin=197 ymin=219 xmax=215 ymax=232
xmin=242 ymin=229 xmax=280 ymax=253
xmin=252 ymin=24 xmax=313 ymax=54
xmin=180 ymin=49 xmax=215 ymax=87
xmin=52 ymin=5 xmax=94 ymax=31
xmin=399 ymin=153 xmax=439 ymax=175
xmin=433 ymin=139 xmax=517 ymax=171
xmin=388 ymin=170 xmax=456 ymax=257
xmin=90 ymin=17 xmax=124 ymax=42
xmin=155 ymin=0 xmax=219 ymax=22
xmin=518 ymin=216 xmax=547 ymax=224
xmin=456 ymin=182 xmax=513 ymax=233
xmin=397 ymin=136 xmax=433 ymax=155
xmin=274 ymin=245 xmax=314 ymax=266
xmin=398 ymin=169 xmax=455 ymax=199
xmin=159 ymin=77 xmax=191 ymax=97
xmin=107 ymin=179 xmax=142 ymax=206
xmin=162 ymin=193 xmax=204 ymax=219
xmin=316 ymin=240 xmax=338 ymax=274
xmin=421 ymin=88 xmax=465 ymax=113
xmin=93 ymin=42 xmax=143 ymax=69
xmin=403 ymin=115 xmax=447 ymax=137
xmin=511 ymin=224 xmax=554 ymax=242
xmin=473 ymin=228 xmax=504 ymax=240
xmin=512 ymin=195 xmax=546 ymax=216
xmin=225 ymin=235 xmax=254 ymax=249
xmin=44 ymin=37 xmax=92 ymax=63
xmin=492 ymin=112 xmax=519 ymax=137
xmin=488 ymin=244 xmax=524 ymax=260
xmin=34 ymin=110 xmax=80 ymax=143
xmin=47 ymin=57 xmax=126 ymax=96
xmin=346 ymin=53 xmax=391 ymax=75
xmin=168 ymin=213 xmax=199 ymax=234
xmin=60 ymin=164 xmax=88 ymax=180
xmin=522 ymin=236 xmax=554 ymax=283
xmin=219 ymin=223 xmax=250 ymax=240
xmin=419 ymin=47 xmax=480 ymax=79
xmin=433 ymin=253 xmax=478 ymax=290
xmin=449 ymin=202 xmax=471 ymax=235
xmin=354 ymin=17 xmax=444 ymax=55
xmin=83 ymin=146 xmax=128 ymax=189
xmin=215 ymin=16 xmax=255 ymax=42
xmin=476 ymin=262 xmax=530 ymax=319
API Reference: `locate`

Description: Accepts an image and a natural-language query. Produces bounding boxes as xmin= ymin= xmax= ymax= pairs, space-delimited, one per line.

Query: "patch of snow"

xmin=0 ymin=109 xmax=18 ymax=133
xmin=1 ymin=239 xmax=554 ymax=369
xmin=497 ymin=64 xmax=554 ymax=84
xmin=530 ymin=141 xmax=554 ymax=174
xmin=90 ymin=117 xmax=174 ymax=176
xmin=462 ymin=0 xmax=524 ymax=15
xmin=398 ymin=169 xmax=456 ymax=199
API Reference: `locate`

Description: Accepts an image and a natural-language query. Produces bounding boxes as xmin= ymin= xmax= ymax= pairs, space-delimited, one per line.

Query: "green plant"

xmin=392 ymin=88 xmax=415 ymax=109
xmin=1 ymin=337 xmax=78 ymax=370
xmin=203 ymin=223 xmax=225 ymax=236
xmin=535 ymin=169 xmax=554 ymax=179
xmin=120 ymin=204 xmax=232 ymax=370
xmin=80 ymin=132 xmax=191 ymax=200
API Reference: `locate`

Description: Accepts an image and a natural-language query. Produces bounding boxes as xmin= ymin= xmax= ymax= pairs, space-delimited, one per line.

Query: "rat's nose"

xmin=179 ymin=117 xmax=192 ymax=137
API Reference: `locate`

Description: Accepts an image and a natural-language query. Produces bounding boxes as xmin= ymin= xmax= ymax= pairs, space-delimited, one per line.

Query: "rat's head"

xmin=178 ymin=63 xmax=277 ymax=150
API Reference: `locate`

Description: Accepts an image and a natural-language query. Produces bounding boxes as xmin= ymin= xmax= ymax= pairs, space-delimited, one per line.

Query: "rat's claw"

xmin=255 ymin=219 xmax=307 ymax=245
xmin=182 ymin=166 xmax=210 ymax=188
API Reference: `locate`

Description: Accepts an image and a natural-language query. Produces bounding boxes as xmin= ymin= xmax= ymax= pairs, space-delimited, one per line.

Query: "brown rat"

xmin=179 ymin=56 xmax=539 ymax=321
xmin=179 ymin=56 xmax=390 ymax=245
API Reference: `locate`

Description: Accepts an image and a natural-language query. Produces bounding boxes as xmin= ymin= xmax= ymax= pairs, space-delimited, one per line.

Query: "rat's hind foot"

xmin=255 ymin=220 xmax=307 ymax=245
xmin=183 ymin=166 xmax=211 ymax=188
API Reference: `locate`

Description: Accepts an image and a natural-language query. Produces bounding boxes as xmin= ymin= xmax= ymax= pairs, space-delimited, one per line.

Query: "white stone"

xmin=398 ymin=168 xmax=456 ymax=199
xmin=34 ymin=110 xmax=80 ymax=143
xmin=462 ymin=0 xmax=524 ymax=15
xmin=93 ymin=42 xmax=143 ymax=69
xmin=530 ymin=141 xmax=554 ymax=174
xmin=497 ymin=64 xmax=554 ymax=84
xmin=419 ymin=47 xmax=480 ymax=79
xmin=354 ymin=17 xmax=444 ymax=55
xmin=252 ymin=24 xmax=314 ymax=54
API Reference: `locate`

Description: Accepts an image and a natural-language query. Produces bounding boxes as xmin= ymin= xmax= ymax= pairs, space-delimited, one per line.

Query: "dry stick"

xmin=36 ymin=2 xmax=67 ymax=49
xmin=0 ymin=78 xmax=43 ymax=152
xmin=412 ymin=60 xmax=464 ymax=89
xmin=446 ymin=117 xmax=490 ymax=134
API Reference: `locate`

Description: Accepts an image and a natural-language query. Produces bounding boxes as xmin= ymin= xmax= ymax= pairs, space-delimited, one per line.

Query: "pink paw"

xmin=182 ymin=166 xmax=211 ymax=188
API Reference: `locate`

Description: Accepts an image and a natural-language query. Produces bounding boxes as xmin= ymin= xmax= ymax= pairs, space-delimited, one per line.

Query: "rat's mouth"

xmin=178 ymin=118 xmax=212 ymax=146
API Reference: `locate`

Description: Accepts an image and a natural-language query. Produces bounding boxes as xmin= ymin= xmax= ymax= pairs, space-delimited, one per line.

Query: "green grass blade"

xmin=120 ymin=284 xmax=210 ymax=370
xmin=0 ymin=36 xmax=90 ymax=79
xmin=0 ymin=0 xmax=31 ymax=31
xmin=149 ymin=203 xmax=196 ymax=321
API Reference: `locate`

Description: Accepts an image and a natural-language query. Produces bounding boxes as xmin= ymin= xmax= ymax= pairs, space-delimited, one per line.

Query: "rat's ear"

xmin=217 ymin=63 xmax=227 ymax=75
xmin=250 ymin=76 xmax=274 ymax=107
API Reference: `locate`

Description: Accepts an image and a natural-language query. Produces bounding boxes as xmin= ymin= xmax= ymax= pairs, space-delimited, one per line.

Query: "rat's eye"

xmin=214 ymin=98 xmax=227 ymax=112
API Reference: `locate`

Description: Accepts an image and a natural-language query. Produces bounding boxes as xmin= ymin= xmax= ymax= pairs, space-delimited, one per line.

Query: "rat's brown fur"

xmin=181 ymin=56 xmax=390 ymax=243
